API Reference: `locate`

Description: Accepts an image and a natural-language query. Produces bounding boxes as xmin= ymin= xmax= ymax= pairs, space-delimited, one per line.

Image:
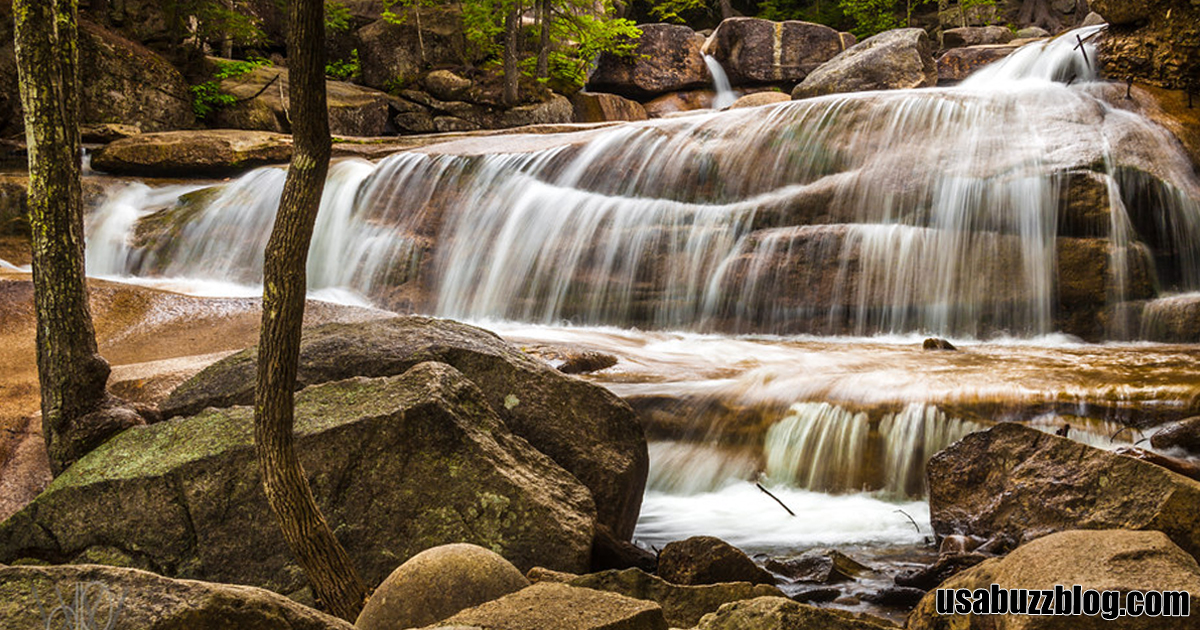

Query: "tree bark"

xmin=503 ymin=0 xmax=520 ymax=106
xmin=536 ymin=0 xmax=550 ymax=79
xmin=254 ymin=0 xmax=369 ymax=621
xmin=15 ymin=0 xmax=116 ymax=475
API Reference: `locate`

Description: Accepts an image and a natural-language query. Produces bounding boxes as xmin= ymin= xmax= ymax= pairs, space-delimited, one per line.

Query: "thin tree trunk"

xmin=503 ymin=0 xmax=520 ymax=106
xmin=536 ymin=0 xmax=550 ymax=79
xmin=15 ymin=0 xmax=114 ymax=475
xmin=254 ymin=0 xmax=369 ymax=621
xmin=718 ymin=0 xmax=734 ymax=20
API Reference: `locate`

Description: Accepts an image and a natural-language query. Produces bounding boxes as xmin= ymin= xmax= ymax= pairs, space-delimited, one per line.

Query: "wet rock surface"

xmin=658 ymin=536 xmax=776 ymax=586
xmin=792 ymin=29 xmax=937 ymax=99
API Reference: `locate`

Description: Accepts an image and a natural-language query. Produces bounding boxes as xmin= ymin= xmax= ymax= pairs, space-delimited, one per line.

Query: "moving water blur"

xmin=75 ymin=26 xmax=1200 ymax=559
xmin=704 ymin=55 xmax=739 ymax=109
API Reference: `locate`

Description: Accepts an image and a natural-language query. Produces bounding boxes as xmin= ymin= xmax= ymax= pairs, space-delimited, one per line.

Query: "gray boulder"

xmin=160 ymin=316 xmax=648 ymax=542
xmin=941 ymin=26 xmax=1014 ymax=49
xmin=792 ymin=28 xmax=937 ymax=99
xmin=705 ymin=18 xmax=845 ymax=86
xmin=587 ymin=24 xmax=709 ymax=98
xmin=0 ymin=363 xmax=597 ymax=595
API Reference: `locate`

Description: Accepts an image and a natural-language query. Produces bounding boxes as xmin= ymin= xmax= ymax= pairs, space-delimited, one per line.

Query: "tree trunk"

xmin=503 ymin=0 xmax=520 ymax=106
xmin=536 ymin=0 xmax=550 ymax=79
xmin=718 ymin=0 xmax=734 ymax=20
xmin=254 ymin=0 xmax=369 ymax=621
xmin=15 ymin=0 xmax=116 ymax=475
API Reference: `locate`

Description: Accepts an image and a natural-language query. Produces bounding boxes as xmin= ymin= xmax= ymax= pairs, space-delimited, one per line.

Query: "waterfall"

xmin=762 ymin=402 xmax=984 ymax=498
xmin=704 ymin=55 xmax=738 ymax=110
xmin=85 ymin=27 xmax=1200 ymax=340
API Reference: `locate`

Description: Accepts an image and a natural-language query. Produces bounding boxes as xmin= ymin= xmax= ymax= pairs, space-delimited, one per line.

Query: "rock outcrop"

xmin=355 ymin=10 xmax=470 ymax=92
xmin=0 ymin=363 xmax=597 ymax=594
xmin=704 ymin=18 xmax=846 ymax=86
xmin=90 ymin=130 xmax=293 ymax=177
xmin=1093 ymin=0 xmax=1200 ymax=91
xmin=572 ymin=92 xmax=649 ymax=123
xmin=160 ymin=316 xmax=648 ymax=541
xmin=696 ymin=596 xmax=895 ymax=630
xmin=928 ymin=422 xmax=1200 ymax=559
xmin=936 ymin=44 xmax=1021 ymax=83
xmin=941 ymin=25 xmax=1014 ymax=49
xmin=587 ymin=24 xmax=709 ymax=99
xmin=792 ymin=28 xmax=938 ymax=99
xmin=0 ymin=564 xmax=354 ymax=630
xmin=908 ymin=530 xmax=1200 ymax=629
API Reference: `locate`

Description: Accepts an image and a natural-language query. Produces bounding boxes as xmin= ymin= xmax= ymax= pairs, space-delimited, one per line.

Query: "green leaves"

xmin=191 ymin=57 xmax=272 ymax=119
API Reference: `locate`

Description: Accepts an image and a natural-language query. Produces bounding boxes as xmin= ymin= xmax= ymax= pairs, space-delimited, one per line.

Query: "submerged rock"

xmin=728 ymin=91 xmax=791 ymax=108
xmin=704 ymin=18 xmax=845 ymax=86
xmin=697 ymin=596 xmax=896 ymax=630
xmin=587 ymin=24 xmax=709 ymax=99
xmin=0 ymin=363 xmax=597 ymax=593
xmin=907 ymin=530 xmax=1200 ymax=629
xmin=792 ymin=28 xmax=937 ymax=99
xmin=0 ymin=564 xmax=353 ymax=630
xmin=161 ymin=316 xmax=648 ymax=541
xmin=765 ymin=548 xmax=874 ymax=583
xmin=424 ymin=581 xmax=669 ymax=630
xmin=927 ymin=423 xmax=1200 ymax=559
xmin=1150 ymin=416 xmax=1200 ymax=455
xmin=357 ymin=543 xmax=529 ymax=630
xmin=658 ymin=536 xmax=776 ymax=586
xmin=543 ymin=567 xmax=784 ymax=628
xmin=572 ymin=92 xmax=649 ymax=123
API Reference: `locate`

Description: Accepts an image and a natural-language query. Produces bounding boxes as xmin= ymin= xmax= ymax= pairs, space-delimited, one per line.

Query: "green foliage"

xmin=383 ymin=76 xmax=410 ymax=94
xmin=325 ymin=1 xmax=354 ymax=32
xmin=191 ymin=57 xmax=272 ymax=119
xmin=758 ymin=0 xmax=845 ymax=24
xmin=326 ymin=49 xmax=361 ymax=80
xmin=541 ymin=11 xmax=642 ymax=89
xmin=647 ymin=0 xmax=708 ymax=24
xmin=838 ymin=0 xmax=901 ymax=37
xmin=169 ymin=0 xmax=267 ymax=47
xmin=382 ymin=0 xmax=441 ymax=25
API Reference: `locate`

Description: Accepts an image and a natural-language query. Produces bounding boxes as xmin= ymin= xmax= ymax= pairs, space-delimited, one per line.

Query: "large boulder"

xmin=1093 ymin=0 xmax=1200 ymax=91
xmin=907 ymin=530 xmax=1200 ymax=629
xmin=546 ymin=568 xmax=784 ymax=628
xmin=424 ymin=582 xmax=668 ymax=630
xmin=357 ymin=543 xmax=530 ymax=630
xmin=0 ymin=18 xmax=193 ymax=136
xmin=642 ymin=90 xmax=716 ymax=117
xmin=160 ymin=316 xmax=648 ymax=541
xmin=792 ymin=28 xmax=937 ymax=100
xmin=696 ymin=596 xmax=895 ymax=630
xmin=936 ymin=44 xmax=1021 ymax=83
xmin=928 ymin=423 xmax=1200 ymax=559
xmin=0 ymin=363 xmax=597 ymax=594
xmin=704 ymin=18 xmax=846 ymax=86
xmin=729 ymin=91 xmax=791 ymax=109
xmin=0 ymin=564 xmax=353 ymax=630
xmin=90 ymin=130 xmax=292 ymax=177
xmin=572 ymin=92 xmax=649 ymax=123
xmin=356 ymin=10 xmax=469 ymax=91
xmin=587 ymin=24 xmax=709 ymax=99
xmin=212 ymin=62 xmax=405 ymax=136
xmin=657 ymin=536 xmax=775 ymax=586
xmin=940 ymin=26 xmax=1014 ymax=49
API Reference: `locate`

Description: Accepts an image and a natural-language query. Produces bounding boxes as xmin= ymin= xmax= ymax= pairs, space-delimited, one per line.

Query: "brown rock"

xmin=587 ymin=24 xmax=709 ymax=98
xmin=941 ymin=26 xmax=1015 ymax=49
xmin=697 ymin=596 xmax=896 ymax=630
xmin=1150 ymin=416 xmax=1200 ymax=454
xmin=1094 ymin=0 xmax=1200 ymax=91
xmin=356 ymin=10 xmax=470 ymax=91
xmin=927 ymin=422 xmax=1200 ymax=560
xmin=0 ymin=564 xmax=354 ymax=630
xmin=564 ymin=568 xmax=784 ymax=628
xmin=356 ymin=544 xmax=530 ymax=630
xmin=907 ymin=530 xmax=1200 ymax=629
xmin=427 ymin=582 xmax=669 ymax=630
xmin=642 ymin=90 xmax=716 ymax=117
xmin=572 ymin=92 xmax=649 ymax=123
xmin=936 ymin=44 xmax=1020 ymax=83
xmin=793 ymin=28 xmax=937 ymax=99
xmin=658 ymin=536 xmax=775 ymax=586
xmin=705 ymin=18 xmax=845 ymax=86
xmin=894 ymin=552 xmax=991 ymax=591
xmin=728 ymin=91 xmax=791 ymax=109
xmin=765 ymin=548 xmax=874 ymax=583
xmin=90 ymin=130 xmax=293 ymax=177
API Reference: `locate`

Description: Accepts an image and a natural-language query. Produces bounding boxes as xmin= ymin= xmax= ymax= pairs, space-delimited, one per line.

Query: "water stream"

xmin=59 ymin=25 xmax=1200 ymax=595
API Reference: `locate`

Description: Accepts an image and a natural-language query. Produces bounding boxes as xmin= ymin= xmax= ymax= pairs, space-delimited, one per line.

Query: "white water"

xmin=72 ymin=27 xmax=1200 ymax=555
xmin=704 ymin=55 xmax=739 ymax=109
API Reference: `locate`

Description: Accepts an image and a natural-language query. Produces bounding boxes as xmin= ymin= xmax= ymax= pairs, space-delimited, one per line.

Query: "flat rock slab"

xmin=696 ymin=596 xmax=896 ymax=629
xmin=0 ymin=564 xmax=353 ymax=630
xmin=426 ymin=582 xmax=668 ymax=630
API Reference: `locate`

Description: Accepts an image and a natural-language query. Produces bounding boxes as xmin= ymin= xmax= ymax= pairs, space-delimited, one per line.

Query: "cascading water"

xmin=704 ymin=55 xmax=739 ymax=110
xmin=76 ymin=26 xmax=1200 ymax=562
xmin=86 ymin=27 xmax=1200 ymax=341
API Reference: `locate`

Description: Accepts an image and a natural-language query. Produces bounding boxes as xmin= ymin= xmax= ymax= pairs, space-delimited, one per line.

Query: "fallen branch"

xmin=235 ymin=73 xmax=281 ymax=103
xmin=894 ymin=509 xmax=920 ymax=533
xmin=755 ymin=482 xmax=795 ymax=517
